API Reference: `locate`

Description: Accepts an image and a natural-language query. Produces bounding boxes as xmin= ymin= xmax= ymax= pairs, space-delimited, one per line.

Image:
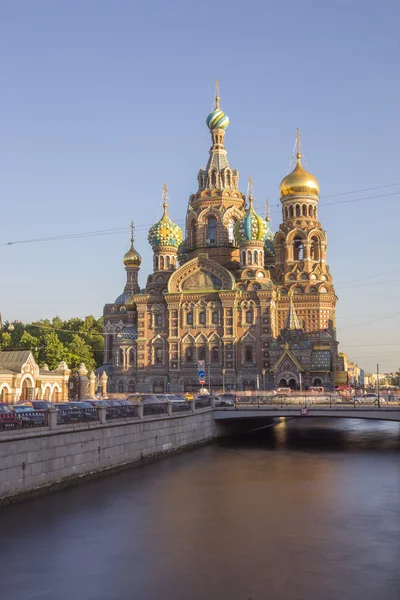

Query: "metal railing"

xmin=15 ymin=410 xmax=47 ymax=428
xmin=106 ymin=405 xmax=138 ymax=420
xmin=172 ymin=403 xmax=190 ymax=413
xmin=57 ymin=408 xmax=98 ymax=425
xmin=195 ymin=398 xmax=212 ymax=409
xmin=231 ymin=395 xmax=400 ymax=408
xmin=143 ymin=403 xmax=168 ymax=416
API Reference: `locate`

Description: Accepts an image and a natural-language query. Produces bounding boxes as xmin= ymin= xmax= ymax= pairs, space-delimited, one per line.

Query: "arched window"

xmin=155 ymin=347 xmax=163 ymax=364
xmin=211 ymin=346 xmax=219 ymax=362
xmin=198 ymin=347 xmax=206 ymax=361
xmin=247 ymin=250 xmax=252 ymax=264
xmin=187 ymin=312 xmax=193 ymax=326
xmin=313 ymin=206 xmax=317 ymax=218
xmin=207 ymin=216 xmax=217 ymax=244
xmin=254 ymin=251 xmax=258 ymax=265
xmin=118 ymin=380 xmax=124 ymax=393
xmin=160 ymin=256 xmax=164 ymax=270
xmin=309 ymin=205 xmax=313 ymax=217
xmin=212 ymin=311 xmax=219 ymax=324
xmin=284 ymin=206 xmax=288 ymax=220
xmin=296 ymin=204 xmax=301 ymax=217
xmin=246 ymin=310 xmax=253 ymax=324
xmin=119 ymin=348 xmax=124 ymax=366
xmin=166 ymin=256 xmax=170 ymax=269
xmin=186 ymin=347 xmax=193 ymax=362
xmin=227 ymin=219 xmax=235 ymax=243
xmin=241 ymin=251 xmax=246 ymax=265
xmin=302 ymin=204 xmax=307 ymax=216
xmin=155 ymin=256 xmax=159 ymax=271
xmin=293 ymin=236 xmax=304 ymax=260
xmin=129 ymin=348 xmax=135 ymax=365
xmin=290 ymin=205 xmax=294 ymax=218
xmin=155 ymin=313 xmax=163 ymax=327
xmin=310 ymin=236 xmax=320 ymax=261
xmin=128 ymin=380 xmax=135 ymax=393
xmin=199 ymin=311 xmax=206 ymax=325
xmin=244 ymin=346 xmax=253 ymax=363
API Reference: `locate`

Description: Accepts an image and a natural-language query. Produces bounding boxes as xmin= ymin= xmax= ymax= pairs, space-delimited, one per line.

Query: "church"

xmin=102 ymin=86 xmax=340 ymax=394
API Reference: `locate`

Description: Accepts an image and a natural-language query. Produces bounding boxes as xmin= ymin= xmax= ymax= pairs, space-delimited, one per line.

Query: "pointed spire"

xmin=296 ymin=127 xmax=302 ymax=160
xmin=265 ymin=198 xmax=270 ymax=221
xmin=285 ymin=289 xmax=301 ymax=330
xmin=215 ymin=78 xmax=220 ymax=110
xmin=162 ymin=183 xmax=168 ymax=217
xmin=248 ymin=175 xmax=254 ymax=209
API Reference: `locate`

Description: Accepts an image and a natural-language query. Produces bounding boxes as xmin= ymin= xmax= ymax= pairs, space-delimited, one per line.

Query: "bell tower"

xmin=183 ymin=81 xmax=246 ymax=270
xmin=275 ymin=130 xmax=337 ymax=335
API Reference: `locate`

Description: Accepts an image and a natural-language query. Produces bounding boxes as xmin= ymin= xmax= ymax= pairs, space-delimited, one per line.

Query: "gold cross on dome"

xmin=163 ymin=183 xmax=168 ymax=201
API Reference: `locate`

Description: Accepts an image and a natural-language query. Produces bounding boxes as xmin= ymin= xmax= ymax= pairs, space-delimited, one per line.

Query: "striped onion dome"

xmin=206 ymin=108 xmax=229 ymax=130
xmin=235 ymin=196 xmax=267 ymax=243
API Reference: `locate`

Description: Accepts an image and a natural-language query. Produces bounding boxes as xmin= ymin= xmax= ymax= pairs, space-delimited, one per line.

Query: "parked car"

xmin=17 ymin=400 xmax=55 ymax=410
xmin=216 ymin=393 xmax=236 ymax=407
xmin=275 ymin=388 xmax=291 ymax=396
xmin=165 ymin=394 xmax=188 ymax=408
xmin=12 ymin=405 xmax=46 ymax=427
xmin=82 ymin=399 xmax=111 ymax=407
xmin=355 ymin=393 xmax=386 ymax=405
xmin=0 ymin=403 xmax=20 ymax=429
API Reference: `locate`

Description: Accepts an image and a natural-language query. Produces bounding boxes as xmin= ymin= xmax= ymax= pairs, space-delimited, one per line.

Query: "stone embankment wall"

xmin=0 ymin=410 xmax=216 ymax=505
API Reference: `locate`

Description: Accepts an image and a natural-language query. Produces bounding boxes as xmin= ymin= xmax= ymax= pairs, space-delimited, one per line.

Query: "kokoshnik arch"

xmin=101 ymin=84 xmax=341 ymax=394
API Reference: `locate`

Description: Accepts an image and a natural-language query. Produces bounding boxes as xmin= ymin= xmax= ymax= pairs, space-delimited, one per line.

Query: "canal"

xmin=0 ymin=418 xmax=399 ymax=600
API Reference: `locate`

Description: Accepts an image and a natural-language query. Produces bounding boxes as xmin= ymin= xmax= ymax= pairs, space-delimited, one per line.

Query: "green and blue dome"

xmin=206 ymin=108 xmax=230 ymax=130
xmin=148 ymin=201 xmax=183 ymax=250
xmin=264 ymin=223 xmax=275 ymax=258
xmin=235 ymin=197 xmax=268 ymax=243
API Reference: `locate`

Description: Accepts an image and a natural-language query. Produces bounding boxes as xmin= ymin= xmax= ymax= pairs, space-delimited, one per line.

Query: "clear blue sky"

xmin=1 ymin=0 xmax=399 ymax=372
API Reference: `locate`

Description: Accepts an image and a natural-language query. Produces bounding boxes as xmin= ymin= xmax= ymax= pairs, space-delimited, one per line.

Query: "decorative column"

xmin=78 ymin=363 xmax=88 ymax=400
xmin=89 ymin=371 xmax=96 ymax=398
xmin=101 ymin=371 xmax=108 ymax=397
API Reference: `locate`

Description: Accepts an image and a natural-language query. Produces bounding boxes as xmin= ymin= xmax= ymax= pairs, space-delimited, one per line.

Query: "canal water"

xmin=0 ymin=418 xmax=399 ymax=600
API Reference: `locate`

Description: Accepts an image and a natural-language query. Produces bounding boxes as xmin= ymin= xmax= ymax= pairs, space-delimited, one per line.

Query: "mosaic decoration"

xmin=148 ymin=214 xmax=183 ymax=250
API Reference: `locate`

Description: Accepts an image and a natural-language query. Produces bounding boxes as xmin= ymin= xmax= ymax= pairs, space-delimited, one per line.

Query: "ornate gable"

xmin=168 ymin=255 xmax=235 ymax=293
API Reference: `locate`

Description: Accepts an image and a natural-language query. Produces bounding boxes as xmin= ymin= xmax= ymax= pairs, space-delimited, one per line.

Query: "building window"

xmin=293 ymin=236 xmax=304 ymax=260
xmin=228 ymin=219 xmax=235 ymax=243
xmin=199 ymin=311 xmax=206 ymax=325
xmin=160 ymin=256 xmax=164 ymax=269
xmin=211 ymin=346 xmax=219 ymax=362
xmin=119 ymin=348 xmax=124 ymax=366
xmin=155 ymin=313 xmax=163 ymax=327
xmin=245 ymin=346 xmax=253 ymax=363
xmin=311 ymin=236 xmax=320 ymax=261
xmin=187 ymin=312 xmax=193 ymax=326
xmin=207 ymin=216 xmax=217 ymax=245
xmin=166 ymin=256 xmax=170 ymax=269
xmin=129 ymin=348 xmax=135 ymax=365
xmin=246 ymin=310 xmax=253 ymax=324
xmin=118 ymin=380 xmax=124 ymax=393
xmin=128 ymin=380 xmax=135 ymax=393
xmin=155 ymin=347 xmax=163 ymax=364
xmin=186 ymin=347 xmax=194 ymax=362
xmin=198 ymin=347 xmax=206 ymax=361
xmin=212 ymin=311 xmax=218 ymax=324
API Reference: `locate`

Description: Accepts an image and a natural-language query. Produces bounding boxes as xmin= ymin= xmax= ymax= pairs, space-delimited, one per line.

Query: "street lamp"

xmin=222 ymin=368 xmax=226 ymax=394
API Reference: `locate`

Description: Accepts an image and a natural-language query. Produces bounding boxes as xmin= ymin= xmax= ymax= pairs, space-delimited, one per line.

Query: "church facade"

xmin=102 ymin=87 xmax=340 ymax=394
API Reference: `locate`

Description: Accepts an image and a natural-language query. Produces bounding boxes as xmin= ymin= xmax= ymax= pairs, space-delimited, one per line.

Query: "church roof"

xmin=0 ymin=350 xmax=32 ymax=372
xmin=116 ymin=326 xmax=138 ymax=340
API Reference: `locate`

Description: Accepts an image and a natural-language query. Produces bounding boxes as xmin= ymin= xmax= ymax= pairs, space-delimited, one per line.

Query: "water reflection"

xmin=0 ymin=419 xmax=399 ymax=600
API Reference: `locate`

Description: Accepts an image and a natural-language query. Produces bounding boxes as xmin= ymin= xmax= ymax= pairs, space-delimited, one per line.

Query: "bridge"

xmin=214 ymin=404 xmax=400 ymax=422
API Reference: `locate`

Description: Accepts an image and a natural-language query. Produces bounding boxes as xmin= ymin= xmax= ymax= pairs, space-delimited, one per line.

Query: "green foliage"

xmin=0 ymin=316 xmax=104 ymax=372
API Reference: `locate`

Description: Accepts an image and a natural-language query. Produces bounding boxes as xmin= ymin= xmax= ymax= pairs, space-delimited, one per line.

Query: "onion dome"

xmin=235 ymin=178 xmax=267 ymax=243
xmin=206 ymin=80 xmax=230 ymax=130
xmin=280 ymin=152 xmax=320 ymax=197
xmin=148 ymin=185 xmax=183 ymax=250
xmin=123 ymin=221 xmax=142 ymax=268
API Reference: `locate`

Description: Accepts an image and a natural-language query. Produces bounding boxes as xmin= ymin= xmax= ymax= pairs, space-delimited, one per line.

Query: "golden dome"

xmin=123 ymin=240 xmax=141 ymax=267
xmin=123 ymin=221 xmax=141 ymax=268
xmin=280 ymin=153 xmax=320 ymax=198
